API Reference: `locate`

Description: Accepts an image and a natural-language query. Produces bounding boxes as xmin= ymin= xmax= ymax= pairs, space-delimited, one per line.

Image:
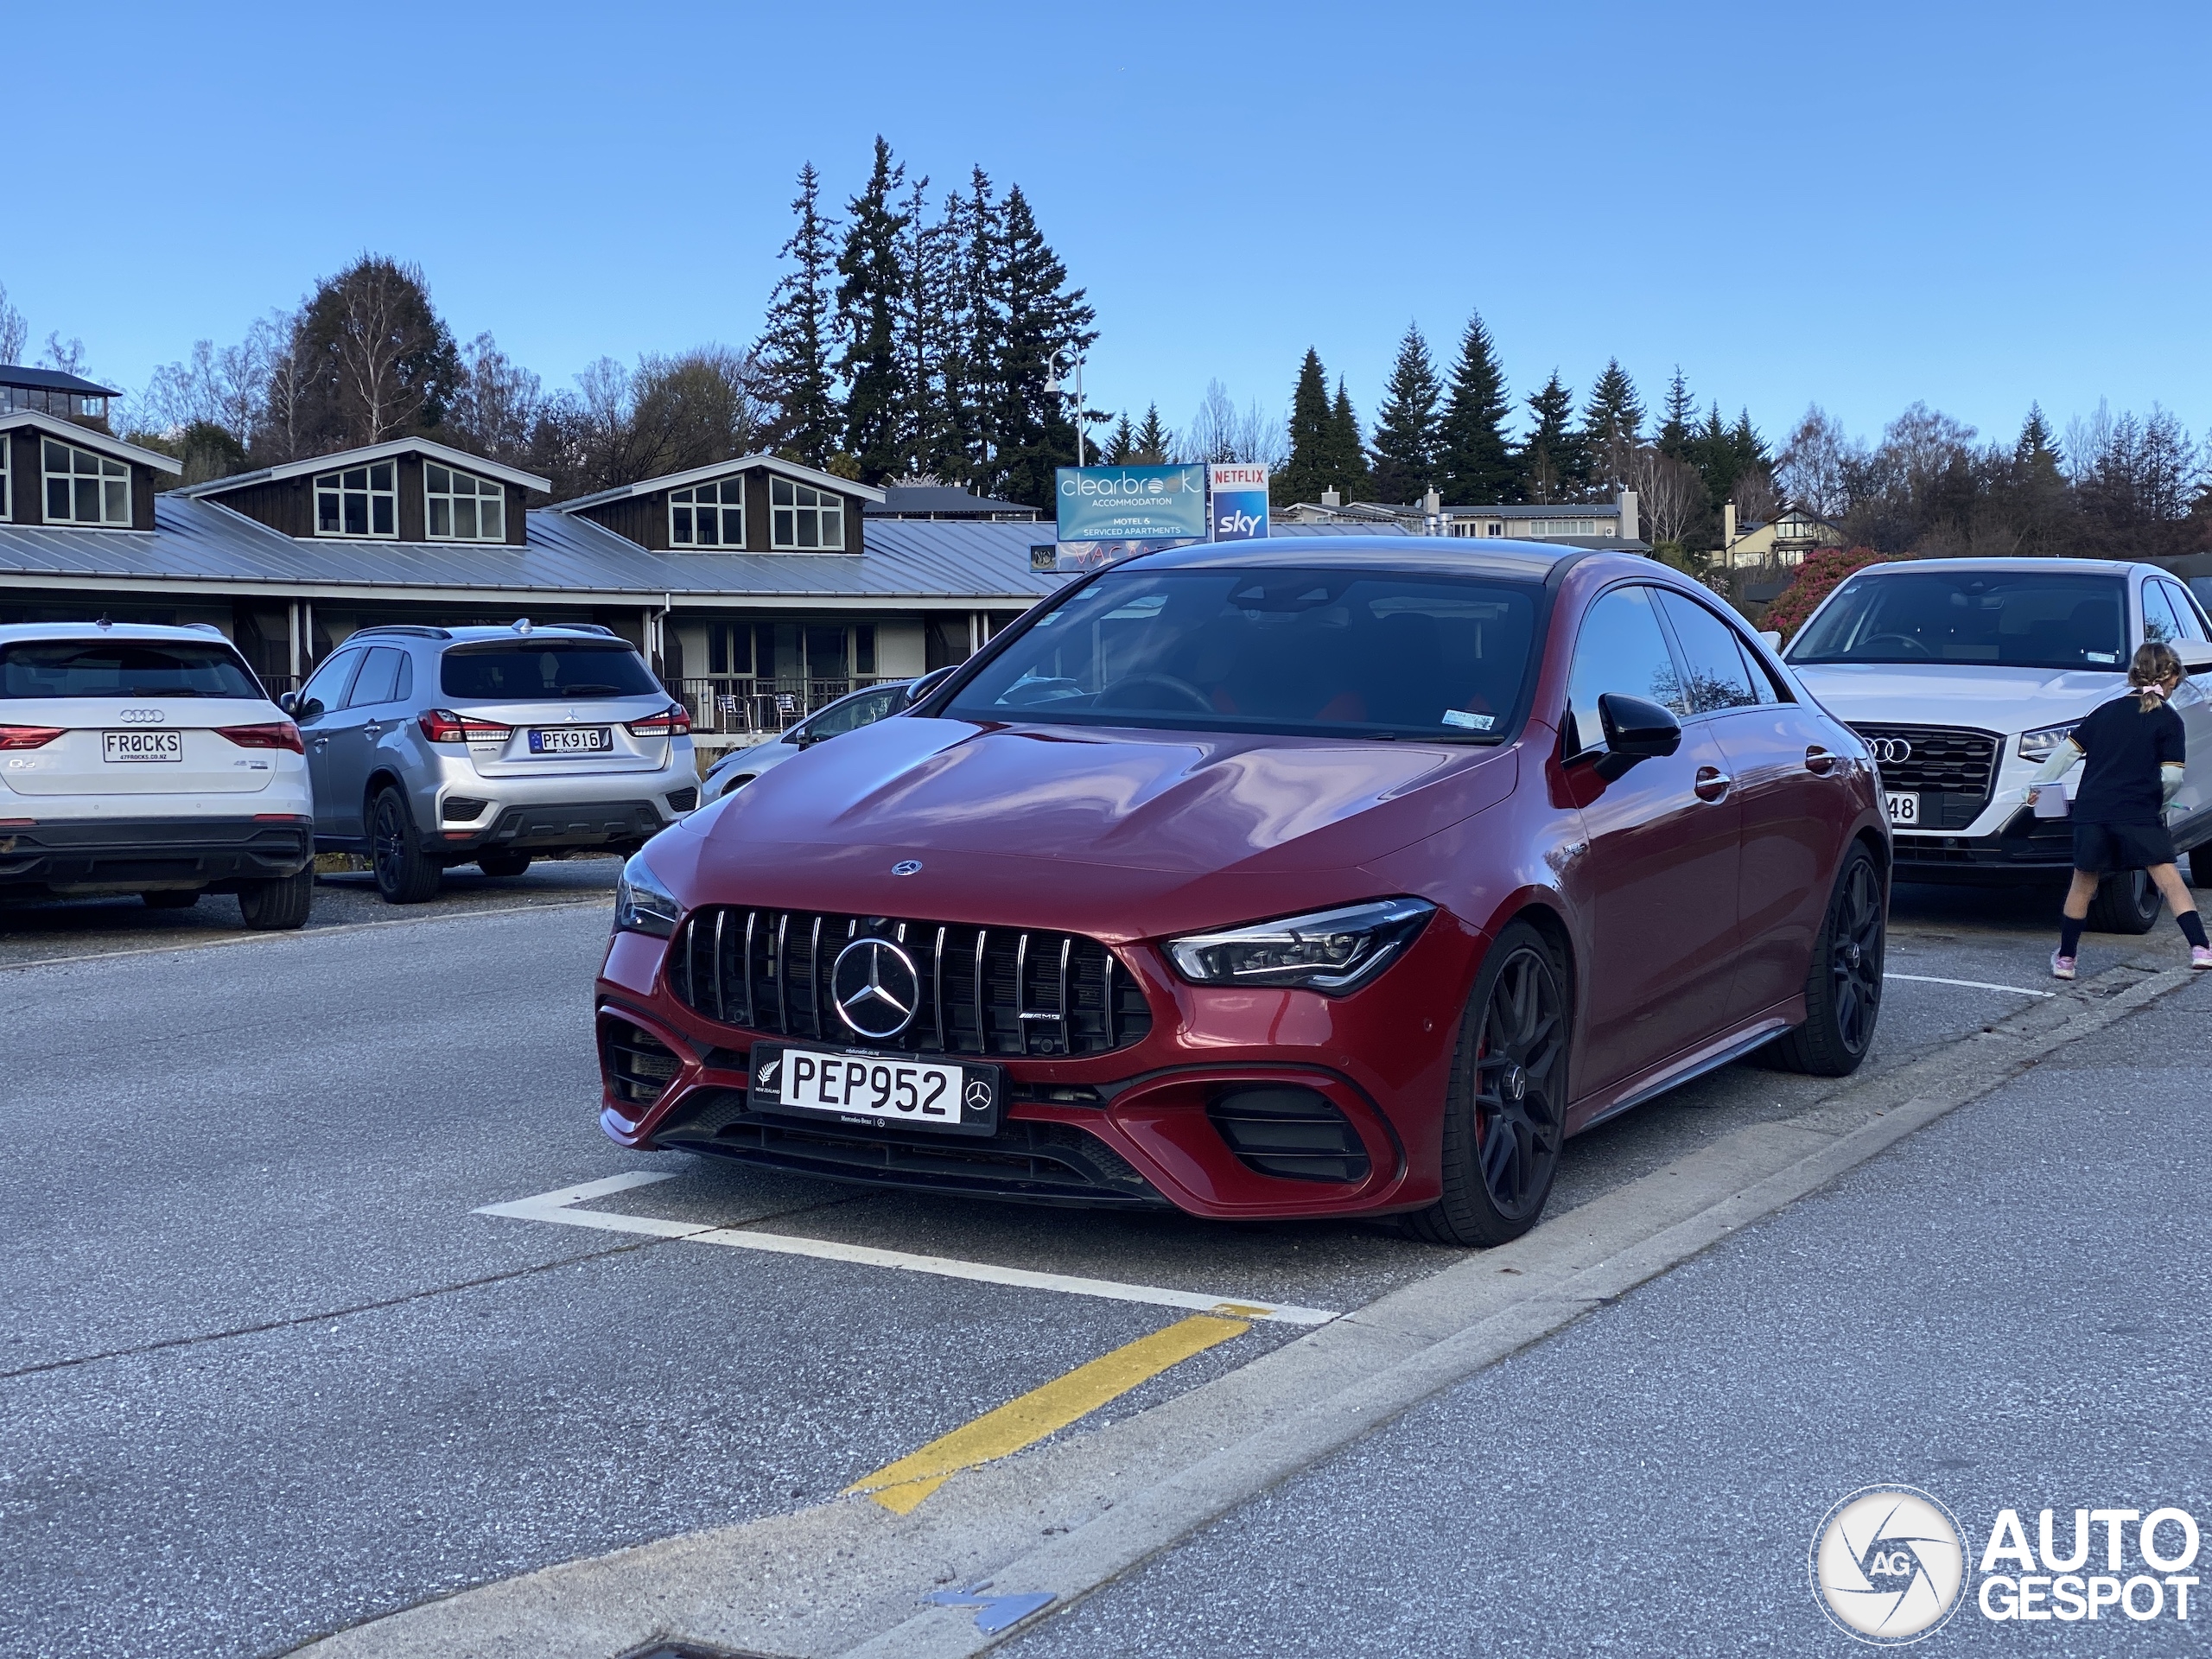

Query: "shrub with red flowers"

xmin=1764 ymin=546 xmax=1896 ymax=640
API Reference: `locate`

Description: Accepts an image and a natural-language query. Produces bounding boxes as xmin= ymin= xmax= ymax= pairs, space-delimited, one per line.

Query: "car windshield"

xmin=1788 ymin=571 xmax=2130 ymax=671
xmin=943 ymin=566 xmax=1541 ymax=741
xmin=441 ymin=642 xmax=661 ymax=701
xmin=0 ymin=639 xmax=262 ymax=699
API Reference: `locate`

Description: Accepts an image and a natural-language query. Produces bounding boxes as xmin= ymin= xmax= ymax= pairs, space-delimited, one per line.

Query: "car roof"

xmin=1845 ymin=558 xmax=2158 ymax=578
xmin=1129 ymin=534 xmax=1574 ymax=580
xmin=0 ymin=620 xmax=242 ymax=645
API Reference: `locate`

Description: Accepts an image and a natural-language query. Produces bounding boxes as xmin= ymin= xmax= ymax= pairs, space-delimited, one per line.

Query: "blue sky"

xmin=11 ymin=0 xmax=2209 ymax=460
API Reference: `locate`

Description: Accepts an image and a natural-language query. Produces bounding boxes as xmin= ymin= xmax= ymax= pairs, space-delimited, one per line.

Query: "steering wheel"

xmin=1858 ymin=632 xmax=1932 ymax=658
xmin=1104 ymin=673 xmax=1215 ymax=713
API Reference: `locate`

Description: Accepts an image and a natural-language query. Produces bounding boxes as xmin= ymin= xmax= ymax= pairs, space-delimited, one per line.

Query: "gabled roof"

xmin=171 ymin=436 xmax=550 ymax=499
xmin=0 ymin=364 xmax=119 ymax=397
xmin=553 ymin=454 xmax=887 ymax=513
xmin=0 ymin=410 xmax=182 ymax=474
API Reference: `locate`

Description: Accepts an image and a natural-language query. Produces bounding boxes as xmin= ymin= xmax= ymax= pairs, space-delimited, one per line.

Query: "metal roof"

xmin=0 ymin=495 xmax=1070 ymax=608
xmin=0 ymin=365 xmax=119 ymax=397
xmin=173 ymin=436 xmax=550 ymax=498
xmin=865 ymin=485 xmax=1038 ymax=519
xmin=0 ymin=410 xmax=184 ymax=474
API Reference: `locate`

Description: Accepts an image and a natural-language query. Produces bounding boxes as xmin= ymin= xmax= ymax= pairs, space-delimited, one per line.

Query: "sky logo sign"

xmin=1210 ymin=463 xmax=1268 ymax=542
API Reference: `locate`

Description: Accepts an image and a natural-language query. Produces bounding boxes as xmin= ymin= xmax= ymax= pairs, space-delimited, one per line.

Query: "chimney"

xmin=1423 ymin=486 xmax=1440 ymax=515
xmin=1723 ymin=501 xmax=1737 ymax=547
xmin=1618 ymin=489 xmax=1638 ymax=543
xmin=1321 ymin=486 xmax=1341 ymax=507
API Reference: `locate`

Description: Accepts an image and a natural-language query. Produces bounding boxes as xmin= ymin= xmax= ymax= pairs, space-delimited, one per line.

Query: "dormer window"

xmin=671 ymin=477 xmax=744 ymax=547
xmin=425 ymin=463 xmax=505 ymax=540
xmin=771 ymin=476 xmax=845 ymax=550
xmin=43 ymin=439 xmax=130 ymax=525
xmin=315 ymin=463 xmax=397 ymax=537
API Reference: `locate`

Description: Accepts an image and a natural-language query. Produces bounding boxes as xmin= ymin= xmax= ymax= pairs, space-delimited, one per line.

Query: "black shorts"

xmin=2072 ymin=820 xmax=2177 ymax=874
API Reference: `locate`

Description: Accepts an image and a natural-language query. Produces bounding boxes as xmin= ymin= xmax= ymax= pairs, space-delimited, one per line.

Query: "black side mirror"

xmin=1593 ymin=692 xmax=1681 ymax=780
xmin=277 ymin=691 xmax=299 ymax=715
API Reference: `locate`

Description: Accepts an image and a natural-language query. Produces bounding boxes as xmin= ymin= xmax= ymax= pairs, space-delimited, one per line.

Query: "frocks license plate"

xmin=529 ymin=726 xmax=613 ymax=754
xmin=748 ymin=1043 xmax=1001 ymax=1137
xmin=104 ymin=730 xmax=182 ymax=762
xmin=1885 ymin=791 xmax=1919 ymax=825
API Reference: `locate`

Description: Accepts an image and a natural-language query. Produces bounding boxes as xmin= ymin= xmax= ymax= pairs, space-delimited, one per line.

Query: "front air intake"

xmin=1207 ymin=1085 xmax=1370 ymax=1184
xmin=601 ymin=1016 xmax=682 ymax=1108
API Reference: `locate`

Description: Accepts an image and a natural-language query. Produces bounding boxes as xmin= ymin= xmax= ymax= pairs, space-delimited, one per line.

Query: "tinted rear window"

xmin=0 ymin=639 xmax=262 ymax=699
xmin=441 ymin=642 xmax=660 ymax=701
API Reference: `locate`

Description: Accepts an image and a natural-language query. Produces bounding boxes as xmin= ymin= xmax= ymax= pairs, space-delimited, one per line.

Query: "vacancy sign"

xmin=1210 ymin=465 xmax=1268 ymax=541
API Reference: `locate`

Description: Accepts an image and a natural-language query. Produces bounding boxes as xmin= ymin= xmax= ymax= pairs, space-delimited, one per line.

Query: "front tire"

xmin=1770 ymin=842 xmax=1885 ymax=1076
xmin=370 ymin=787 xmax=442 ymax=905
xmin=238 ymin=864 xmax=314 ymax=930
xmin=2087 ymin=868 xmax=2162 ymax=933
xmin=1406 ymin=921 xmax=1568 ymax=1248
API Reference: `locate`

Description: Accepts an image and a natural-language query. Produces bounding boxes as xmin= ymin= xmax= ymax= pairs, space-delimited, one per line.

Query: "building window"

xmin=0 ymin=437 xmax=9 ymax=518
xmin=3 ymin=386 xmax=106 ymax=419
xmin=855 ymin=625 xmax=876 ymax=675
xmin=42 ymin=439 xmax=130 ymax=525
xmin=707 ymin=623 xmax=753 ymax=676
xmin=424 ymin=463 xmax=505 ymax=540
xmin=315 ymin=463 xmax=397 ymax=537
xmin=1535 ymin=518 xmax=1597 ymax=537
xmin=771 ymin=477 xmax=845 ymax=550
xmin=671 ymin=477 xmax=744 ymax=546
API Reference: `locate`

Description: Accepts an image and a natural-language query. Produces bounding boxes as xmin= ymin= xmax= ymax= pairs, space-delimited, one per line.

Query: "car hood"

xmin=656 ymin=717 xmax=1519 ymax=941
xmin=1787 ymin=662 xmax=2126 ymax=733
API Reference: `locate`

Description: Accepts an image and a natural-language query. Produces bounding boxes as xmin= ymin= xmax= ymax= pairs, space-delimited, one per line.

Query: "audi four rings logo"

xmin=118 ymin=708 xmax=165 ymax=723
xmin=830 ymin=938 xmax=923 ymax=1039
xmin=1866 ymin=738 xmax=1914 ymax=766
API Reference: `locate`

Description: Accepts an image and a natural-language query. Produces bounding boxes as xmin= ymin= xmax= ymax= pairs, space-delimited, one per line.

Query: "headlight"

xmin=613 ymin=851 xmax=683 ymax=938
xmin=1166 ymin=898 xmax=1434 ymax=995
xmin=2018 ymin=722 xmax=2081 ymax=761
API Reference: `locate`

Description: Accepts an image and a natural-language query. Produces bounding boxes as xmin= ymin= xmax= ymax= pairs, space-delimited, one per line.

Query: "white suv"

xmin=1783 ymin=558 xmax=2212 ymax=930
xmin=0 ymin=621 xmax=315 ymax=927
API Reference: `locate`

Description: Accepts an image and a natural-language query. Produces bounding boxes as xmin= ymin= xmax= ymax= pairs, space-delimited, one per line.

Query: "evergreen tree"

xmin=1325 ymin=378 xmax=1371 ymax=498
xmin=1580 ymin=358 xmax=1643 ymax=492
xmin=1102 ymin=411 xmax=1135 ymax=465
xmin=835 ymin=137 xmax=912 ymax=483
xmin=1272 ymin=346 xmax=1336 ymax=506
xmin=979 ymin=184 xmax=1096 ymax=509
xmin=756 ymin=162 xmax=842 ymax=467
xmin=1657 ymin=367 xmax=1695 ymax=458
xmin=2017 ymin=402 xmax=2060 ymax=464
xmin=289 ymin=255 xmax=461 ymax=448
xmin=1370 ymin=323 xmax=1442 ymax=502
xmin=1129 ymin=403 xmax=1172 ymax=464
xmin=1518 ymin=371 xmax=1582 ymax=503
xmin=892 ymin=168 xmax=953 ymax=478
xmin=1434 ymin=310 xmax=1516 ymax=505
xmin=925 ymin=168 xmax=1001 ymax=486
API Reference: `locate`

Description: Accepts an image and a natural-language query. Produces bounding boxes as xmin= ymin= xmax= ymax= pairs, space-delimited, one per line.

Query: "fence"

xmin=666 ymin=677 xmax=899 ymax=738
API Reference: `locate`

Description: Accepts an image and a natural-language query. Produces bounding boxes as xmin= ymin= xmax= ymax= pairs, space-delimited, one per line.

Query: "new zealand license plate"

xmin=1885 ymin=791 xmax=1919 ymax=825
xmin=104 ymin=730 xmax=182 ymax=762
xmin=748 ymin=1043 xmax=1001 ymax=1137
xmin=529 ymin=726 xmax=612 ymax=754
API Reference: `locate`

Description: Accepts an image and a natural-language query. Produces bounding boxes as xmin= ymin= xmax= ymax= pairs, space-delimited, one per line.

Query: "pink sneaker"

xmin=2050 ymin=950 xmax=2077 ymax=981
xmin=2192 ymin=946 xmax=2212 ymax=970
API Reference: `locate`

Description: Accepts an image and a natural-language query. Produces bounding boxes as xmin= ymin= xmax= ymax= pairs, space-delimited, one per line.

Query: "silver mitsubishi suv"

xmin=280 ymin=620 xmax=697 ymax=903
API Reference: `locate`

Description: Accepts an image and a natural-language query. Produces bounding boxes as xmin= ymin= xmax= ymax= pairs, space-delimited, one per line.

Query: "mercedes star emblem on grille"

xmin=1867 ymin=738 xmax=1913 ymax=766
xmin=830 ymin=937 xmax=922 ymax=1039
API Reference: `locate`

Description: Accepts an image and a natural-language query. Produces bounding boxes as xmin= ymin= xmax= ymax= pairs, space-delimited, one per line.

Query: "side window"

xmin=805 ymin=688 xmax=899 ymax=740
xmin=2156 ymin=581 xmax=2208 ymax=643
xmin=296 ymin=648 xmax=364 ymax=717
xmin=2141 ymin=582 xmax=2183 ymax=645
xmin=345 ymin=646 xmax=405 ymax=709
xmin=1564 ymin=585 xmax=1685 ymax=752
xmin=1655 ymin=591 xmax=1759 ymax=715
xmin=1732 ymin=634 xmax=1782 ymax=704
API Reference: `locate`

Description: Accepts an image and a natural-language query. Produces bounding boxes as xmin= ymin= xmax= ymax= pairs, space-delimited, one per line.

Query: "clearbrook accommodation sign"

xmin=1052 ymin=464 xmax=1209 ymax=572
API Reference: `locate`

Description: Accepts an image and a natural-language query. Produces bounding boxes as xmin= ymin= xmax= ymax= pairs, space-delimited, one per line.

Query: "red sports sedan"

xmin=596 ymin=540 xmax=1885 ymax=1244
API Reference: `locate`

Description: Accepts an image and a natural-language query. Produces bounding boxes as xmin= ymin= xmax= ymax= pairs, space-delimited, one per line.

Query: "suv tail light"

xmin=419 ymin=709 xmax=515 ymax=744
xmin=0 ymin=726 xmax=64 ymax=750
xmin=627 ymin=703 xmax=691 ymax=737
xmin=216 ymin=721 xmax=304 ymax=753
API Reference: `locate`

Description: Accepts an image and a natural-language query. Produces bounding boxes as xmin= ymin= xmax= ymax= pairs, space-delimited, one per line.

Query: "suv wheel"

xmin=238 ymin=865 xmax=314 ymax=931
xmin=2086 ymin=868 xmax=2162 ymax=934
xmin=370 ymin=786 xmax=442 ymax=904
xmin=477 ymin=849 xmax=531 ymax=878
xmin=1406 ymin=920 xmax=1568 ymax=1248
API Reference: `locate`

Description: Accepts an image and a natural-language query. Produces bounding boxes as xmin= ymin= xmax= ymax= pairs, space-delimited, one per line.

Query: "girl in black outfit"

xmin=2031 ymin=640 xmax=2211 ymax=978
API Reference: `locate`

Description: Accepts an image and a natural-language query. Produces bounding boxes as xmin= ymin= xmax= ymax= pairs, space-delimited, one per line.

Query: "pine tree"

xmin=1518 ymin=371 xmax=1582 ymax=504
xmin=1580 ymin=359 xmax=1643 ymax=492
xmin=835 ymin=137 xmax=912 ymax=483
xmin=2017 ymin=402 xmax=2059 ymax=464
xmin=1370 ymin=324 xmax=1442 ymax=503
xmin=925 ymin=168 xmax=1001 ymax=486
xmin=980 ymin=184 xmax=1096 ymax=509
xmin=891 ymin=168 xmax=952 ymax=478
xmin=1325 ymin=379 xmax=1371 ymax=498
xmin=756 ymin=162 xmax=842 ymax=467
xmin=1657 ymin=367 xmax=1695 ymax=458
xmin=1102 ymin=411 xmax=1135 ymax=465
xmin=1434 ymin=310 xmax=1515 ymax=505
xmin=1129 ymin=403 xmax=1172 ymax=465
xmin=1272 ymin=347 xmax=1335 ymax=506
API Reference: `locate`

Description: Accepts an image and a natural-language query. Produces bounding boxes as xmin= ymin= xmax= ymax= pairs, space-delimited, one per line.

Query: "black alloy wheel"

xmin=370 ymin=787 xmax=442 ymax=905
xmin=1408 ymin=920 xmax=1568 ymax=1248
xmin=2086 ymin=868 xmax=2162 ymax=935
xmin=1770 ymin=843 xmax=1885 ymax=1076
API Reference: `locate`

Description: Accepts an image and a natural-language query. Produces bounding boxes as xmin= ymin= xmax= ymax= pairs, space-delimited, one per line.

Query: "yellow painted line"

xmin=847 ymin=1314 xmax=1249 ymax=1514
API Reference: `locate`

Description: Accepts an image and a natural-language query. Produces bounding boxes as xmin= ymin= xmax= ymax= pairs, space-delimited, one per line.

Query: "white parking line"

xmin=1886 ymin=971 xmax=2056 ymax=999
xmin=476 ymin=1173 xmax=1340 ymax=1326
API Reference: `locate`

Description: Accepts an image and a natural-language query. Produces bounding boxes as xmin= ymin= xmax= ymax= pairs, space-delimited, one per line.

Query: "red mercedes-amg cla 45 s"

xmin=596 ymin=539 xmax=1885 ymax=1244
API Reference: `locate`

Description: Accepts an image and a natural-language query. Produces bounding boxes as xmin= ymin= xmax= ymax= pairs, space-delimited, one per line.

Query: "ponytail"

xmin=2130 ymin=641 xmax=2185 ymax=712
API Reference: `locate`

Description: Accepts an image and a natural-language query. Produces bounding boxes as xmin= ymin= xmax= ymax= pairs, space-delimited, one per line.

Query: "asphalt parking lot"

xmin=1 ymin=868 xmax=2201 ymax=1658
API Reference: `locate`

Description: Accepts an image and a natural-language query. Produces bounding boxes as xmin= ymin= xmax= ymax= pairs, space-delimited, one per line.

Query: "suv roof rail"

xmin=351 ymin=625 xmax=454 ymax=640
xmin=182 ymin=621 xmax=226 ymax=634
xmin=560 ymin=623 xmax=617 ymax=636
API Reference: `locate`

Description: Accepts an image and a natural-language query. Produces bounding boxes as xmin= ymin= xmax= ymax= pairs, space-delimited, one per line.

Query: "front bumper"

xmin=0 ymin=815 xmax=313 ymax=895
xmin=592 ymin=913 xmax=1484 ymax=1222
xmin=1891 ymin=804 xmax=2076 ymax=883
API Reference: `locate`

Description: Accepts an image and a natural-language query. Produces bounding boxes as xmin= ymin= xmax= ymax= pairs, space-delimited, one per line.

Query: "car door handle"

xmin=1694 ymin=766 xmax=1733 ymax=802
xmin=1804 ymin=746 xmax=1836 ymax=775
xmin=309 ymin=736 xmax=328 ymax=750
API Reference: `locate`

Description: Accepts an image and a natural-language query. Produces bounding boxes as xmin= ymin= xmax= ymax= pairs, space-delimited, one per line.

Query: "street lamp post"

xmin=1046 ymin=349 xmax=1086 ymax=467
